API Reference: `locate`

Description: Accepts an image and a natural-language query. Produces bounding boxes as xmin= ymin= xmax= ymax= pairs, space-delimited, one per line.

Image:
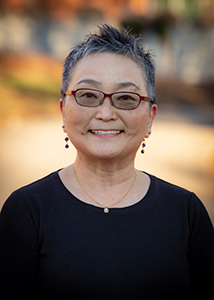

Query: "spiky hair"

xmin=61 ymin=24 xmax=156 ymax=104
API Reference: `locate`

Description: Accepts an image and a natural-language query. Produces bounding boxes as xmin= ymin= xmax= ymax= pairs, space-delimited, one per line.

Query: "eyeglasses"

xmin=65 ymin=88 xmax=153 ymax=110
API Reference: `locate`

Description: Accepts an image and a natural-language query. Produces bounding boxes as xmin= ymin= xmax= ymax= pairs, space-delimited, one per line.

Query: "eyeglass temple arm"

xmin=140 ymin=96 xmax=154 ymax=104
xmin=65 ymin=91 xmax=74 ymax=95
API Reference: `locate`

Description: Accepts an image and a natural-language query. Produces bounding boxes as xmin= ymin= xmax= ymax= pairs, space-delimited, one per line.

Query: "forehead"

xmin=69 ymin=52 xmax=146 ymax=90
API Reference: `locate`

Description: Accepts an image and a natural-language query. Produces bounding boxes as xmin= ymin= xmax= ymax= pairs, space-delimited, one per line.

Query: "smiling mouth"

xmin=90 ymin=130 xmax=123 ymax=135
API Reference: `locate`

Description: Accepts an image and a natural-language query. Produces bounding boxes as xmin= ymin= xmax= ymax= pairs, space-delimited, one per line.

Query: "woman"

xmin=0 ymin=24 xmax=214 ymax=300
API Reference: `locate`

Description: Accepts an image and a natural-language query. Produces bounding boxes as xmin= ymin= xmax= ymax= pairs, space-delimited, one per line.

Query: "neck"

xmin=69 ymin=155 xmax=137 ymax=208
xmin=74 ymin=155 xmax=136 ymax=187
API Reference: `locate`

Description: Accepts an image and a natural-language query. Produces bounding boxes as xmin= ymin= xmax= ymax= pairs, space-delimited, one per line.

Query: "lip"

xmin=89 ymin=129 xmax=124 ymax=137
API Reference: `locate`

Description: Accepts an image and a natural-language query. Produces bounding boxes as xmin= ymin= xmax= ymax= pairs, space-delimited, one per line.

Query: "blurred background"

xmin=0 ymin=0 xmax=214 ymax=223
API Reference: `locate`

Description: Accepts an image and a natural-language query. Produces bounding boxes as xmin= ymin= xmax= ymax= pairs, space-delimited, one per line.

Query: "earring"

xmin=65 ymin=136 xmax=69 ymax=149
xmin=62 ymin=125 xmax=69 ymax=149
xmin=141 ymin=139 xmax=146 ymax=154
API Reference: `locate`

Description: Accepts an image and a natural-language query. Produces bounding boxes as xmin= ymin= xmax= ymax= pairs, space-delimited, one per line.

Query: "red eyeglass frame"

xmin=65 ymin=88 xmax=154 ymax=109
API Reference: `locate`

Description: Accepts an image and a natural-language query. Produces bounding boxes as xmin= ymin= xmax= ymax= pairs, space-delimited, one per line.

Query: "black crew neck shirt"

xmin=0 ymin=171 xmax=214 ymax=299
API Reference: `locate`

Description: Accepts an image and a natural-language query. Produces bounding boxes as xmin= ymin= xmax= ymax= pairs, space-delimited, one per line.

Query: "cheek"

xmin=64 ymin=104 xmax=92 ymax=135
xmin=126 ymin=111 xmax=150 ymax=135
xmin=64 ymin=103 xmax=82 ymax=125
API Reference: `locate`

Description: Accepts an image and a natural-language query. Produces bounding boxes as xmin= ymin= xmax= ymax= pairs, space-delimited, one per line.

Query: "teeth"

xmin=91 ymin=130 xmax=121 ymax=135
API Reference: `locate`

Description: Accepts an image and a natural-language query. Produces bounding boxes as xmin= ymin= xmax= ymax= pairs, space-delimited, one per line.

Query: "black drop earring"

xmin=141 ymin=139 xmax=146 ymax=154
xmin=65 ymin=136 xmax=69 ymax=149
xmin=62 ymin=125 xmax=69 ymax=149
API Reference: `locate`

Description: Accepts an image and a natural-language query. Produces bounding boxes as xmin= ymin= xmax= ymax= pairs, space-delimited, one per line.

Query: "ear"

xmin=145 ymin=104 xmax=157 ymax=138
xmin=59 ymin=98 xmax=66 ymax=133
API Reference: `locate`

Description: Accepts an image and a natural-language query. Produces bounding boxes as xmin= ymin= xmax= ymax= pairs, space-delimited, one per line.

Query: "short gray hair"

xmin=61 ymin=24 xmax=156 ymax=104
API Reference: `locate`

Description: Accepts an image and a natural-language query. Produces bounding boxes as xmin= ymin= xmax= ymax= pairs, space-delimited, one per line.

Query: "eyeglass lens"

xmin=75 ymin=89 xmax=140 ymax=109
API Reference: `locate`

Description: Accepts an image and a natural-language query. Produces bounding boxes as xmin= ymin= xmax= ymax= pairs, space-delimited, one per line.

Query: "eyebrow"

xmin=77 ymin=79 xmax=140 ymax=91
xmin=114 ymin=82 xmax=140 ymax=91
xmin=77 ymin=79 xmax=101 ymax=86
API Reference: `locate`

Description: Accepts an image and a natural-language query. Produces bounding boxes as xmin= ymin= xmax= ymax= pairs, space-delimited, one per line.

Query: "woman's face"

xmin=60 ymin=52 xmax=157 ymax=163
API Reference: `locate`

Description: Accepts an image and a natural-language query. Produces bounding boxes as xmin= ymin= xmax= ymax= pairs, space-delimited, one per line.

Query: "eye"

xmin=115 ymin=93 xmax=139 ymax=102
xmin=79 ymin=92 xmax=98 ymax=99
xmin=119 ymin=95 xmax=135 ymax=101
xmin=75 ymin=89 xmax=102 ymax=106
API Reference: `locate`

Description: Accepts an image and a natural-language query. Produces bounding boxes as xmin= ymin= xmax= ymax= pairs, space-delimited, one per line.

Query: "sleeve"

xmin=0 ymin=191 xmax=39 ymax=299
xmin=188 ymin=193 xmax=214 ymax=299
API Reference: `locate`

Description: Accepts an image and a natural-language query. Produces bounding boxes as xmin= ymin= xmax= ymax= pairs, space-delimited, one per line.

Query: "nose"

xmin=95 ymin=96 xmax=118 ymax=121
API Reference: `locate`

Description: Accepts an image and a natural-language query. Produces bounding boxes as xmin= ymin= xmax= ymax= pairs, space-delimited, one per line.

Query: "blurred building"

xmin=0 ymin=0 xmax=214 ymax=23
xmin=0 ymin=0 xmax=214 ymax=83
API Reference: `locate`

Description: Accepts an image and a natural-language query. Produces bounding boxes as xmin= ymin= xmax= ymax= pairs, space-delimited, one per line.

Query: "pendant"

xmin=104 ymin=207 xmax=109 ymax=213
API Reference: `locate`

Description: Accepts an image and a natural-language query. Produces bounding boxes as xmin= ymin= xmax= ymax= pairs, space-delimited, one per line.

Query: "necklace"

xmin=73 ymin=166 xmax=137 ymax=213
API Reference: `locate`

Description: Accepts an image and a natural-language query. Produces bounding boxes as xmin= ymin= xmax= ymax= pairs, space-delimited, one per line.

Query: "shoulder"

xmin=18 ymin=170 xmax=61 ymax=195
xmin=148 ymin=173 xmax=194 ymax=200
xmin=147 ymin=173 xmax=213 ymax=226
xmin=147 ymin=173 xmax=211 ymax=216
xmin=1 ymin=171 xmax=62 ymax=217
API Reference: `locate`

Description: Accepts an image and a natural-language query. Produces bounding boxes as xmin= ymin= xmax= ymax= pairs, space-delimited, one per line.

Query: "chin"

xmin=88 ymin=149 xmax=122 ymax=161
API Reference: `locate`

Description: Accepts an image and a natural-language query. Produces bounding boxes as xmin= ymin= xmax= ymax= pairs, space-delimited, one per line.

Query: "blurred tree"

xmin=121 ymin=12 xmax=175 ymax=40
